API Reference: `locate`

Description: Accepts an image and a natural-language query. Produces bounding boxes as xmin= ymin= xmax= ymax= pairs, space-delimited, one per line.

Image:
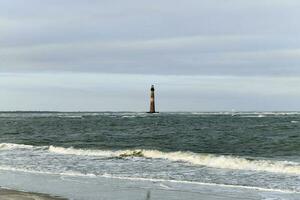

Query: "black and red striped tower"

xmin=149 ymin=85 xmax=156 ymax=113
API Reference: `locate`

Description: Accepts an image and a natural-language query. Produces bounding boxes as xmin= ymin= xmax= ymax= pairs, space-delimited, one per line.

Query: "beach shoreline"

xmin=0 ymin=188 xmax=67 ymax=200
xmin=1 ymin=169 xmax=300 ymax=200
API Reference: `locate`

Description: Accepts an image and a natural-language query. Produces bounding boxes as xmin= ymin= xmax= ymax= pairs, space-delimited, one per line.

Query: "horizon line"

xmin=1 ymin=110 xmax=300 ymax=113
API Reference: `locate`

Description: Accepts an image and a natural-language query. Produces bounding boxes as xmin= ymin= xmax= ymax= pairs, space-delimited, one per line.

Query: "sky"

xmin=1 ymin=0 xmax=300 ymax=111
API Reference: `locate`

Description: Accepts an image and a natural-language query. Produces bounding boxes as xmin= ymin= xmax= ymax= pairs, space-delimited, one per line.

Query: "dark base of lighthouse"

xmin=146 ymin=112 xmax=159 ymax=114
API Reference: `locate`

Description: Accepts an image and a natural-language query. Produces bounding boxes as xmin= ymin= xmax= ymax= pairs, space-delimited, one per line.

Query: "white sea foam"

xmin=189 ymin=112 xmax=300 ymax=116
xmin=0 ymin=143 xmax=34 ymax=150
xmin=47 ymin=146 xmax=300 ymax=175
xmin=57 ymin=115 xmax=83 ymax=118
xmin=2 ymin=143 xmax=300 ymax=175
xmin=141 ymin=150 xmax=300 ymax=175
xmin=48 ymin=146 xmax=117 ymax=157
xmin=121 ymin=115 xmax=137 ymax=118
xmin=240 ymin=115 xmax=267 ymax=118
xmin=0 ymin=165 xmax=96 ymax=178
xmin=100 ymin=174 xmax=300 ymax=194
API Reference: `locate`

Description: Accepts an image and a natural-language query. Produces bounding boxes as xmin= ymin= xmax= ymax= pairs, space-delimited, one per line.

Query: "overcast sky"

xmin=1 ymin=0 xmax=300 ymax=111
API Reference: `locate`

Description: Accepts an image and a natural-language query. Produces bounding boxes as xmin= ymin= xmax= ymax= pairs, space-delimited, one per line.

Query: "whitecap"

xmin=47 ymin=146 xmax=300 ymax=175
xmin=0 ymin=143 xmax=34 ymax=150
xmin=48 ymin=146 xmax=117 ymax=157
xmin=2 ymin=143 xmax=300 ymax=176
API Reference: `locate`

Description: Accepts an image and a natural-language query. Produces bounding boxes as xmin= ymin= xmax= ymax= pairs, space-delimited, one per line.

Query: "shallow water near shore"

xmin=1 ymin=169 xmax=300 ymax=200
xmin=0 ymin=112 xmax=299 ymax=199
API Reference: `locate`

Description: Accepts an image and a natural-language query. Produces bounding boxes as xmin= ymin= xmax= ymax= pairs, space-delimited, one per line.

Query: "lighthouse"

xmin=148 ymin=85 xmax=157 ymax=113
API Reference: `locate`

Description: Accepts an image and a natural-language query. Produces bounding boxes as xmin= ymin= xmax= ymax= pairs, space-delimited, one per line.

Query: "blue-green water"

xmin=1 ymin=112 xmax=300 ymax=157
xmin=0 ymin=112 xmax=299 ymax=194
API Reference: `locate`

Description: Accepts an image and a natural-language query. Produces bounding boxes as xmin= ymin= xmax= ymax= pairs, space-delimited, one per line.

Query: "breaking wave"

xmin=0 ymin=143 xmax=35 ymax=150
xmin=1 ymin=143 xmax=300 ymax=175
xmin=48 ymin=147 xmax=300 ymax=175
xmin=48 ymin=146 xmax=116 ymax=157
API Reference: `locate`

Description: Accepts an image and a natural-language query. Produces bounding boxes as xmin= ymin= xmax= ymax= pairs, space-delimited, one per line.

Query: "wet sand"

xmin=0 ymin=188 xmax=67 ymax=200
xmin=1 ymin=170 xmax=300 ymax=200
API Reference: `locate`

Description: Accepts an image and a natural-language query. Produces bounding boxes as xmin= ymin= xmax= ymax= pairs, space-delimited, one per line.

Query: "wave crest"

xmin=48 ymin=146 xmax=300 ymax=175
xmin=0 ymin=143 xmax=34 ymax=150
xmin=142 ymin=150 xmax=300 ymax=175
xmin=48 ymin=146 xmax=116 ymax=157
xmin=2 ymin=143 xmax=300 ymax=175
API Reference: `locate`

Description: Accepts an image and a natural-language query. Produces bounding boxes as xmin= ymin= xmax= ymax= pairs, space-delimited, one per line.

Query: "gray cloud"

xmin=1 ymin=1 xmax=300 ymax=111
xmin=1 ymin=0 xmax=300 ymax=76
xmin=1 ymin=35 xmax=300 ymax=75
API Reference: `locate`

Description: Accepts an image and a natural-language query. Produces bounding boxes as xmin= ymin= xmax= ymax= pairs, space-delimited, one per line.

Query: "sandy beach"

xmin=0 ymin=168 xmax=300 ymax=200
xmin=0 ymin=188 xmax=66 ymax=200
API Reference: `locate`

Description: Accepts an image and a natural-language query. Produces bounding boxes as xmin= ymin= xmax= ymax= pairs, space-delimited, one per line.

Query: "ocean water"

xmin=0 ymin=112 xmax=299 ymax=199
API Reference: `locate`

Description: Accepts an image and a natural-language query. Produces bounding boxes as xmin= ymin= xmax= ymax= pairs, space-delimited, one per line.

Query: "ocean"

xmin=0 ymin=112 xmax=299 ymax=199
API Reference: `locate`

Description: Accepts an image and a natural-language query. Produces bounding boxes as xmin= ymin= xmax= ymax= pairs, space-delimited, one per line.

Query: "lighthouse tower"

xmin=148 ymin=85 xmax=157 ymax=113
